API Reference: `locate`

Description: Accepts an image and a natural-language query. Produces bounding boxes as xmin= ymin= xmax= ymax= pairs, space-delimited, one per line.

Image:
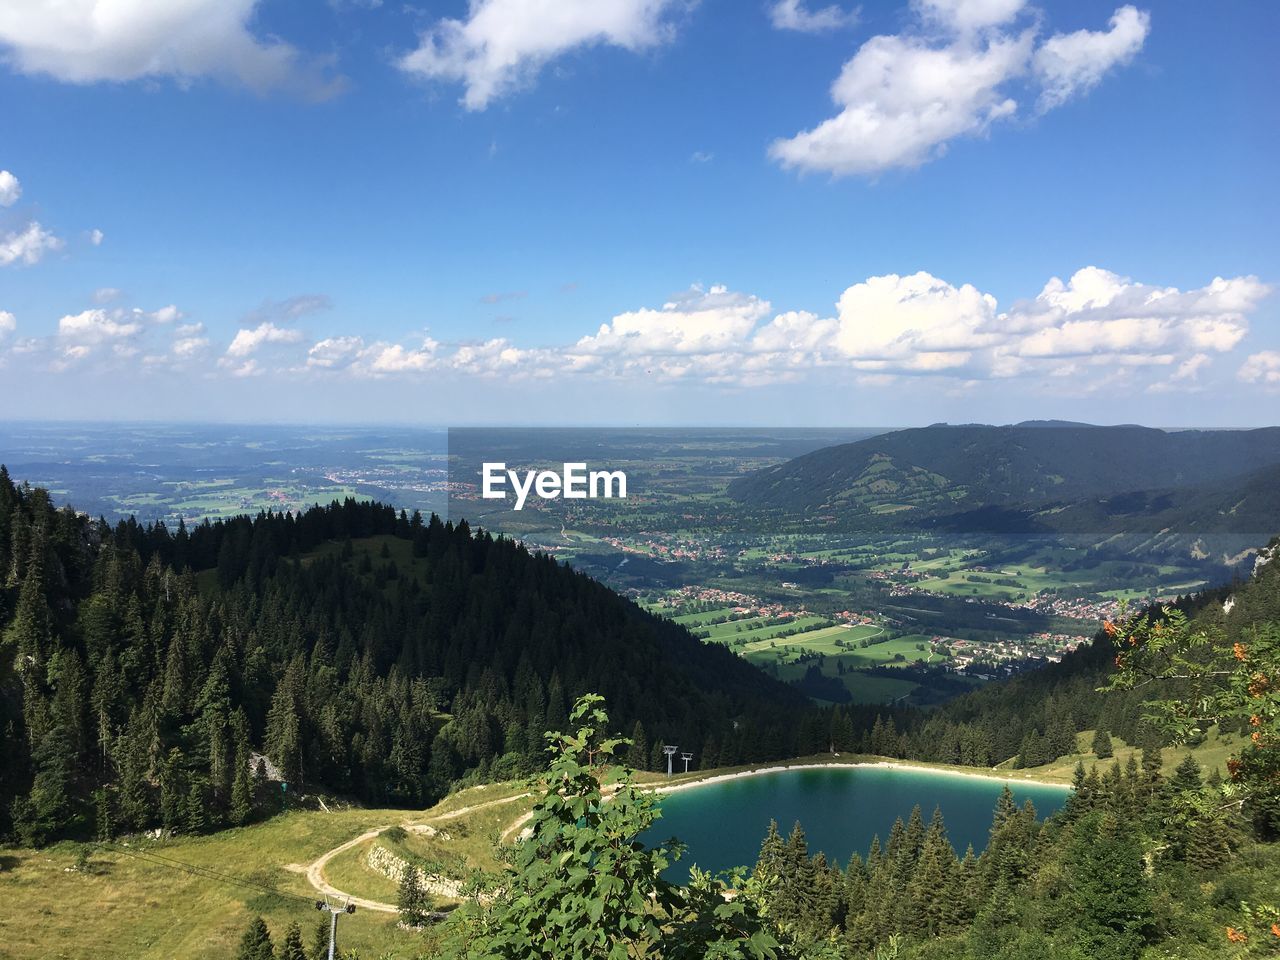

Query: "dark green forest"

xmin=0 ymin=467 xmax=805 ymax=844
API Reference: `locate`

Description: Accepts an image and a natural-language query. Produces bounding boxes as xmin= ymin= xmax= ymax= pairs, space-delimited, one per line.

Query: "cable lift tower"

xmin=316 ymin=897 xmax=356 ymax=960
xmin=679 ymin=751 xmax=693 ymax=774
xmin=662 ymin=744 xmax=678 ymax=777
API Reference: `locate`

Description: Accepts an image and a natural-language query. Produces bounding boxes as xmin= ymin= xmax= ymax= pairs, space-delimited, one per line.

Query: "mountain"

xmin=0 ymin=468 xmax=805 ymax=844
xmin=727 ymin=423 xmax=1280 ymax=536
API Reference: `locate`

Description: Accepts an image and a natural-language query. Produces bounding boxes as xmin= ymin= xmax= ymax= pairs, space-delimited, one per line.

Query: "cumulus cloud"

xmin=833 ymin=271 xmax=999 ymax=370
xmin=770 ymin=0 xmax=860 ymax=33
xmin=88 ymin=228 xmax=105 ymax=246
xmin=1 ymin=221 xmax=64 ymax=266
xmin=398 ymin=0 xmax=685 ymax=110
xmin=226 ymin=321 xmax=305 ymax=357
xmin=1033 ymin=6 xmax=1149 ymax=112
xmin=41 ymin=267 xmax=1258 ymax=395
xmin=306 ymin=335 xmax=442 ymax=375
xmin=558 ymin=268 xmax=1269 ymax=385
xmin=770 ymin=1 xmax=1149 ymax=177
xmin=172 ymin=322 xmax=210 ymax=360
xmin=58 ymin=308 xmax=143 ymax=344
xmin=1239 ymin=351 xmax=1280 ymax=386
xmin=574 ymin=284 xmax=772 ymax=358
xmin=915 ymin=0 xmax=1025 ymax=32
xmin=0 ymin=170 xmax=19 ymax=206
xmin=0 ymin=0 xmax=339 ymax=97
xmin=0 ymin=309 xmax=15 ymax=339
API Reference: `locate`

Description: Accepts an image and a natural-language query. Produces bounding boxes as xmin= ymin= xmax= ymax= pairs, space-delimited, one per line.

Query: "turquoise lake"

xmin=641 ymin=765 xmax=1070 ymax=879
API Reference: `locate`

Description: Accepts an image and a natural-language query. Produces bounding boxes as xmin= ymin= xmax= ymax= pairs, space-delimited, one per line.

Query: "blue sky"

xmin=0 ymin=0 xmax=1277 ymax=426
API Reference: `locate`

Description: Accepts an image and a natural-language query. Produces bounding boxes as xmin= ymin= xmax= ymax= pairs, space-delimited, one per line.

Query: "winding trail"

xmin=303 ymin=791 xmax=531 ymax=913
xmin=306 ymin=756 xmax=1069 ymax=912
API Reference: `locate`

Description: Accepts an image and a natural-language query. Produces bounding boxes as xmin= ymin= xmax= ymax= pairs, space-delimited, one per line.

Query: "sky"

xmin=0 ymin=0 xmax=1277 ymax=427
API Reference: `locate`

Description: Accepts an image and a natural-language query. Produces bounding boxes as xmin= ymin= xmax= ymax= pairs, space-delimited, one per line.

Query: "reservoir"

xmin=643 ymin=764 xmax=1070 ymax=878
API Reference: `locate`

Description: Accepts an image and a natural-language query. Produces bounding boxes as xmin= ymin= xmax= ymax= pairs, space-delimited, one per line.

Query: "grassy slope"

xmin=1 ymin=727 xmax=1243 ymax=960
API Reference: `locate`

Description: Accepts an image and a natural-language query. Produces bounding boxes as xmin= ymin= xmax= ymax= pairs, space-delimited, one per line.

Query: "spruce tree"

xmin=235 ymin=915 xmax=275 ymax=960
xmin=1092 ymin=727 xmax=1114 ymax=759
xmin=1170 ymin=754 xmax=1202 ymax=794
xmin=628 ymin=721 xmax=649 ymax=772
xmin=398 ymin=862 xmax=431 ymax=927
xmin=1057 ymin=812 xmax=1153 ymax=960
xmin=182 ymin=780 xmax=207 ymax=835
xmin=278 ymin=922 xmax=307 ymax=960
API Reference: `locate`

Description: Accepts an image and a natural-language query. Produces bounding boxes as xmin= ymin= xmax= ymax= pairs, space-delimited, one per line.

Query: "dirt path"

xmin=303 ymin=792 xmax=531 ymax=912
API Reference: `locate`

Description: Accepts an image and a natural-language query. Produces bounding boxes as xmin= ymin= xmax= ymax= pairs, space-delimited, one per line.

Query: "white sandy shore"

xmin=652 ymin=759 xmax=1072 ymax=795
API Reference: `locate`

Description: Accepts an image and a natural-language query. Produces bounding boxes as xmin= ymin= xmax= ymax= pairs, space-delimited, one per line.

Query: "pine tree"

xmin=278 ymin=922 xmax=307 ymax=960
xmin=310 ymin=920 xmax=329 ymax=960
xmin=628 ymin=720 xmax=649 ymax=772
xmin=398 ymin=862 xmax=431 ymax=927
xmin=235 ymin=915 xmax=275 ymax=960
xmin=1057 ymin=812 xmax=1153 ymax=960
xmin=1170 ymin=754 xmax=1202 ymax=794
xmin=1092 ymin=727 xmax=1114 ymax=759
xmin=753 ymin=820 xmax=785 ymax=884
xmin=230 ymin=759 xmax=253 ymax=827
xmin=182 ymin=779 xmax=207 ymax=835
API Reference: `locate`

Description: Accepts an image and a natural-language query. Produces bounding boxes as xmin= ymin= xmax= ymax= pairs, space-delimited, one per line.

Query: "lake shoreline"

xmin=652 ymin=759 xmax=1074 ymax=796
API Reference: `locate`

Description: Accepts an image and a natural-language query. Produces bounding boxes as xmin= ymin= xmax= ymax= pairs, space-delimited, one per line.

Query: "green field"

xmin=663 ymin=602 xmax=951 ymax=706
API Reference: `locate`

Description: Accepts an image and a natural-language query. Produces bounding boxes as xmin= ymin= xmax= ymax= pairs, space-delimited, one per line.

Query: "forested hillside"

xmin=728 ymin=423 xmax=1280 ymax=537
xmin=0 ymin=467 xmax=805 ymax=845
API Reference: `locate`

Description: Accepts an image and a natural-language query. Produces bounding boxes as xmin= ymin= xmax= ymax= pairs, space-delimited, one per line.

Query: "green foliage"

xmin=279 ymin=922 xmax=308 ymax=960
xmin=1105 ymin=594 xmax=1279 ymax=832
xmin=1091 ymin=728 xmax=1113 ymax=759
xmin=398 ymin=861 xmax=431 ymax=927
xmin=445 ymin=694 xmax=787 ymax=960
xmin=235 ymin=915 xmax=275 ymax=960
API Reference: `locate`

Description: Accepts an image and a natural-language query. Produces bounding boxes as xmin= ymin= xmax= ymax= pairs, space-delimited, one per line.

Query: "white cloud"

xmin=307 ymin=336 xmax=365 ymax=369
xmin=574 ymin=284 xmax=772 ymax=358
xmin=226 ymin=321 xmax=304 ymax=357
xmin=832 ymin=271 xmax=998 ymax=368
xmin=0 ymin=310 xmax=15 ymax=339
xmin=0 ymin=0 xmax=338 ymax=96
xmin=306 ymin=335 xmax=441 ymax=375
xmin=172 ymin=321 xmax=210 ymax=360
xmin=770 ymin=27 xmax=1031 ymax=176
xmin=0 ymin=170 xmax=19 ymax=206
xmin=224 ymin=358 xmax=261 ymax=378
xmin=57 ymin=308 xmax=143 ymax=344
xmin=558 ymin=268 xmax=1269 ymax=385
xmin=93 ymin=287 xmax=124 ymax=303
xmin=770 ymin=2 xmax=1149 ymax=177
xmin=89 ymin=228 xmax=105 ymax=246
xmin=398 ymin=0 xmax=684 ymax=110
xmin=1 ymin=221 xmax=64 ymax=266
xmin=1239 ymin=351 xmax=1280 ymax=386
xmin=1003 ymin=268 xmax=1262 ymax=361
xmin=915 ymin=0 xmax=1024 ymax=32
xmin=148 ymin=304 xmax=183 ymax=324
xmin=1033 ymin=6 xmax=1149 ymax=112
xmin=770 ymin=0 xmax=859 ymax=33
